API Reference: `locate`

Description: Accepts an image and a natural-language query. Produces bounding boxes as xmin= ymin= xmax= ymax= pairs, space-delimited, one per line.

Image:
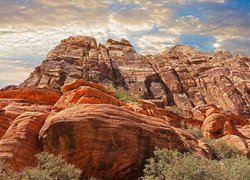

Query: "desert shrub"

xmin=141 ymin=148 xmax=225 ymax=180
xmin=0 ymin=159 xmax=21 ymax=180
xmin=185 ymin=126 xmax=203 ymax=139
xmin=142 ymin=147 xmax=249 ymax=180
xmin=165 ymin=106 xmax=192 ymax=119
xmin=222 ymin=155 xmax=250 ymax=180
xmin=115 ymin=89 xmax=139 ymax=102
xmin=23 ymin=152 xmax=82 ymax=180
xmin=203 ymin=138 xmax=241 ymax=160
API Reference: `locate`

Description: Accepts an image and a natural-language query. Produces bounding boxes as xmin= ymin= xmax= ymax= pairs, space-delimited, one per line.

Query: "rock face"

xmin=20 ymin=36 xmax=250 ymax=119
xmin=0 ymin=112 xmax=49 ymax=169
xmin=0 ymin=88 xmax=61 ymax=105
xmin=39 ymin=104 xmax=204 ymax=179
xmin=0 ymin=35 xmax=249 ymax=179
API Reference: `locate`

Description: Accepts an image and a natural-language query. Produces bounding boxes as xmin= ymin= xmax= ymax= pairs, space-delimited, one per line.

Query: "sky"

xmin=0 ymin=0 xmax=249 ymax=87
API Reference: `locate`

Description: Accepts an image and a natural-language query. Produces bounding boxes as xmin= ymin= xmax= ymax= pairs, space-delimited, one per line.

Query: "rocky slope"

xmin=20 ymin=35 xmax=250 ymax=118
xmin=0 ymin=35 xmax=249 ymax=179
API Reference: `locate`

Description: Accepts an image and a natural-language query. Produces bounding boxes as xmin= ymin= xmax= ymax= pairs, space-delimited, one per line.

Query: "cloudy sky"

xmin=0 ymin=0 xmax=249 ymax=87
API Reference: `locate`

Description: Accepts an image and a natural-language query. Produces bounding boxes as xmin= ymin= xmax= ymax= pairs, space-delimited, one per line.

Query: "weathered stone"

xmin=0 ymin=112 xmax=49 ymax=170
xmin=54 ymin=85 xmax=123 ymax=111
xmin=0 ymin=88 xmax=61 ymax=105
xmin=20 ymin=36 xmax=250 ymax=121
xmin=39 ymin=104 xmax=206 ymax=179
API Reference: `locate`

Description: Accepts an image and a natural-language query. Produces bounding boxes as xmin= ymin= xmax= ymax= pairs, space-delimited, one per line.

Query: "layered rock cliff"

xmin=0 ymin=35 xmax=249 ymax=179
xmin=20 ymin=35 xmax=250 ymax=118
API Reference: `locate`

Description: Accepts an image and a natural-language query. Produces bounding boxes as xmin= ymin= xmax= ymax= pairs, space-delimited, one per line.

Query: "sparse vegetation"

xmin=23 ymin=152 xmax=82 ymax=180
xmin=0 ymin=159 xmax=21 ymax=180
xmin=202 ymin=138 xmax=241 ymax=160
xmin=222 ymin=155 xmax=250 ymax=180
xmin=185 ymin=126 xmax=203 ymax=139
xmin=141 ymin=148 xmax=249 ymax=180
xmin=115 ymin=89 xmax=139 ymax=102
xmin=165 ymin=106 xmax=192 ymax=119
xmin=141 ymin=148 xmax=224 ymax=180
xmin=51 ymin=82 xmax=61 ymax=91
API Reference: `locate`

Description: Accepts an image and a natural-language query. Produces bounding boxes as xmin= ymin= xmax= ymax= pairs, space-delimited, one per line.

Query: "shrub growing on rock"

xmin=24 ymin=152 xmax=82 ymax=180
xmin=0 ymin=159 xmax=21 ymax=180
xmin=222 ymin=155 xmax=250 ymax=180
xmin=115 ymin=89 xmax=139 ymax=102
xmin=141 ymin=148 xmax=249 ymax=180
xmin=185 ymin=126 xmax=203 ymax=139
xmin=141 ymin=148 xmax=224 ymax=180
xmin=203 ymin=138 xmax=241 ymax=160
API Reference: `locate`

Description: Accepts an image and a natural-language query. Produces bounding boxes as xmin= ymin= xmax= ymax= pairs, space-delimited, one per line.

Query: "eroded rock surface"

xmin=20 ymin=36 xmax=250 ymax=118
xmin=39 ymin=104 xmax=205 ymax=179
xmin=0 ymin=35 xmax=249 ymax=179
xmin=0 ymin=112 xmax=49 ymax=170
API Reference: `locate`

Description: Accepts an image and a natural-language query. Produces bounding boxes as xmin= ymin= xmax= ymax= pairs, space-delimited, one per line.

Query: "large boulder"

xmin=0 ymin=112 xmax=49 ymax=170
xmin=0 ymin=88 xmax=61 ymax=105
xmin=0 ymin=99 xmax=51 ymax=138
xmin=53 ymin=79 xmax=123 ymax=111
xmin=39 ymin=104 xmax=206 ymax=179
xmin=201 ymin=113 xmax=235 ymax=139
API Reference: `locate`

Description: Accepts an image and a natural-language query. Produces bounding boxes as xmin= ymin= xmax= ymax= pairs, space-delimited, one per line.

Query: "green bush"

xmin=0 ymin=159 xmax=21 ymax=180
xmin=115 ymin=89 xmax=139 ymax=102
xmin=165 ymin=106 xmax=192 ymax=119
xmin=141 ymin=148 xmax=224 ymax=180
xmin=142 ymin=148 xmax=249 ymax=180
xmin=222 ymin=155 xmax=250 ymax=180
xmin=203 ymin=138 xmax=241 ymax=160
xmin=24 ymin=152 xmax=82 ymax=180
xmin=185 ymin=126 xmax=203 ymax=139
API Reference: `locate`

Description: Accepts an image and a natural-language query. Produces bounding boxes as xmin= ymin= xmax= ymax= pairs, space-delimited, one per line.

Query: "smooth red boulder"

xmin=39 ymin=104 xmax=206 ymax=179
xmin=0 ymin=112 xmax=49 ymax=170
xmin=0 ymin=88 xmax=61 ymax=105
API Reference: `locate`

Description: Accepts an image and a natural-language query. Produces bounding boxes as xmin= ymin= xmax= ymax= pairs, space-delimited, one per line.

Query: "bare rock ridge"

xmin=0 ymin=35 xmax=249 ymax=179
xmin=21 ymin=35 xmax=250 ymax=118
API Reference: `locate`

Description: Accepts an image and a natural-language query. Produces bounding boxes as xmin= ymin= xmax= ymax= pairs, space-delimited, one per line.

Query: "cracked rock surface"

xmin=21 ymin=35 xmax=250 ymax=118
xmin=0 ymin=35 xmax=249 ymax=179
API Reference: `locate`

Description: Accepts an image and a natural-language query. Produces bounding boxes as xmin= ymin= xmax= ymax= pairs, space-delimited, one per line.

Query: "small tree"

xmin=24 ymin=152 xmax=82 ymax=180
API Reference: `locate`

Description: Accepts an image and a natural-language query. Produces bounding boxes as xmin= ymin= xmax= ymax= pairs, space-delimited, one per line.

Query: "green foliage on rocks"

xmin=184 ymin=126 xmax=203 ymax=139
xmin=141 ymin=147 xmax=249 ymax=180
xmin=203 ymin=138 xmax=241 ymax=160
xmin=0 ymin=159 xmax=21 ymax=180
xmin=115 ymin=89 xmax=139 ymax=102
xmin=23 ymin=152 xmax=82 ymax=180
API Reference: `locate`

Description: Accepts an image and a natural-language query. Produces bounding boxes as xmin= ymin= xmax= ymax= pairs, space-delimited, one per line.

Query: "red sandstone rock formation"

xmin=39 ymin=103 xmax=205 ymax=179
xmin=20 ymin=36 xmax=250 ymax=119
xmin=0 ymin=112 xmax=49 ymax=169
xmin=0 ymin=35 xmax=249 ymax=178
xmin=0 ymin=88 xmax=61 ymax=105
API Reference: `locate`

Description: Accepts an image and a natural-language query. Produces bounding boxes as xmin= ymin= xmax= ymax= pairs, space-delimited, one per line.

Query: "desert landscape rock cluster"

xmin=0 ymin=35 xmax=249 ymax=179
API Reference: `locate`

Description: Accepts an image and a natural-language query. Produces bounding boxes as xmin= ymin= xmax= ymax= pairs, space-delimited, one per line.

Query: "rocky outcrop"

xmin=39 ymin=103 xmax=205 ymax=179
xmin=201 ymin=113 xmax=235 ymax=139
xmin=0 ymin=88 xmax=61 ymax=105
xmin=0 ymin=99 xmax=52 ymax=138
xmin=0 ymin=35 xmax=249 ymax=178
xmin=20 ymin=36 xmax=250 ymax=119
xmin=0 ymin=112 xmax=49 ymax=170
xmin=53 ymin=80 xmax=124 ymax=111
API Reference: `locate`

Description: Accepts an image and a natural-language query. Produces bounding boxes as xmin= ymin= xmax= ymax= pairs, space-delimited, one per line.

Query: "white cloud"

xmin=0 ymin=0 xmax=249 ymax=87
xmin=138 ymin=34 xmax=178 ymax=54
xmin=0 ymin=60 xmax=33 ymax=87
xmin=213 ymin=36 xmax=250 ymax=55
